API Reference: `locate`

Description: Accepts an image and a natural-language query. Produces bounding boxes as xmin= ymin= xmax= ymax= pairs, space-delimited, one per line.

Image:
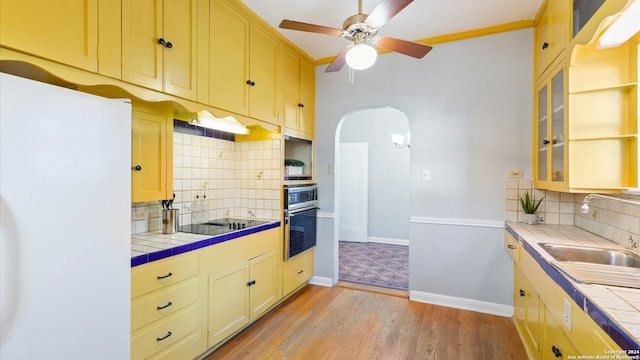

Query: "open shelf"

xmin=571 ymin=82 xmax=637 ymax=95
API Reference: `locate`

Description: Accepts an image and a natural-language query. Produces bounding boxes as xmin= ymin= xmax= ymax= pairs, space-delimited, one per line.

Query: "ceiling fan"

xmin=279 ymin=0 xmax=433 ymax=72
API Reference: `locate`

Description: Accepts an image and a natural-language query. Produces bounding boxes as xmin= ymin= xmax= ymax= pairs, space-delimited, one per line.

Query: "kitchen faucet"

xmin=581 ymin=193 xmax=640 ymax=214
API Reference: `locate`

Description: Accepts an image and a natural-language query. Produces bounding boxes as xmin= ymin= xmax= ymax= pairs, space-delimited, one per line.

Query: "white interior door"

xmin=339 ymin=143 xmax=368 ymax=242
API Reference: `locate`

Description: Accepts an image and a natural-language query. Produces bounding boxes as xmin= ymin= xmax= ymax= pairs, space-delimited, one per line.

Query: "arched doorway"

xmin=333 ymin=106 xmax=411 ymax=291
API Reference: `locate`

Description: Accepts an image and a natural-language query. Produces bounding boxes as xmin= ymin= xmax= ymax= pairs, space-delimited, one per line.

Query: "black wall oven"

xmin=284 ymin=184 xmax=318 ymax=260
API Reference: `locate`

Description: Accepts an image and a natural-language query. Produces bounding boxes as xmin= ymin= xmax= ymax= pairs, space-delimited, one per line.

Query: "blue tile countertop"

xmin=131 ymin=220 xmax=281 ymax=267
xmin=506 ymin=222 xmax=640 ymax=352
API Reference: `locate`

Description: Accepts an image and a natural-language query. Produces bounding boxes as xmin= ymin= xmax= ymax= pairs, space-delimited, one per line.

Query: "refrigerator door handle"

xmin=0 ymin=197 xmax=19 ymax=338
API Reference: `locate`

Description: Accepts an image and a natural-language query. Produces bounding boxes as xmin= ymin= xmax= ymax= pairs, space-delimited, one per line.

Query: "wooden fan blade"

xmin=377 ymin=37 xmax=432 ymax=58
xmin=365 ymin=0 xmax=413 ymax=28
xmin=279 ymin=20 xmax=343 ymax=36
xmin=325 ymin=47 xmax=350 ymax=72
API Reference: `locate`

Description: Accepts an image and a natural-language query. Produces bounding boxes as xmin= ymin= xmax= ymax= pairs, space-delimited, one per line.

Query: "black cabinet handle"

xmin=551 ymin=345 xmax=562 ymax=358
xmin=166 ymin=41 xmax=173 ymax=49
xmin=157 ymin=272 xmax=173 ymax=280
xmin=245 ymin=80 xmax=255 ymax=86
xmin=542 ymin=42 xmax=549 ymax=50
xmin=543 ymin=139 xmax=550 ymax=145
xmin=157 ymin=301 xmax=173 ymax=310
xmin=158 ymin=38 xmax=166 ymax=46
xmin=507 ymin=244 xmax=516 ymax=249
xmin=247 ymin=280 xmax=256 ymax=286
xmin=156 ymin=331 xmax=172 ymax=342
xmin=297 ymin=270 xmax=304 ymax=274
xmin=132 ymin=165 xmax=142 ymax=171
xmin=298 ymin=103 xmax=304 ymax=108
xmin=519 ymin=289 xmax=525 ymax=297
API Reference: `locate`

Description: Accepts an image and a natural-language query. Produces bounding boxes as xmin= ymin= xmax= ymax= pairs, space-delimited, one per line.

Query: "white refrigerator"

xmin=0 ymin=73 xmax=131 ymax=359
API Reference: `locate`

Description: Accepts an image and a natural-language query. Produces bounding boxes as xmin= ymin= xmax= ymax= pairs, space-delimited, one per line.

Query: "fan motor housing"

xmin=342 ymin=14 xmax=368 ymax=29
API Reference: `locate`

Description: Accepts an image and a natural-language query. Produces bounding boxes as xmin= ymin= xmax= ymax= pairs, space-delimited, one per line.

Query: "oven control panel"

xmin=284 ymin=184 xmax=317 ymax=208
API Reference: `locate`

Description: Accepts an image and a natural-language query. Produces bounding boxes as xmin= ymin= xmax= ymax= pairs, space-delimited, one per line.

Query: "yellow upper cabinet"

xmin=122 ymin=0 xmax=199 ymax=100
xmin=0 ymin=0 xmax=99 ymax=72
xmin=535 ymin=0 xmax=570 ymax=77
xmin=533 ymin=0 xmax=637 ymax=192
xmin=131 ymin=108 xmax=174 ymax=202
xmin=534 ymin=59 xmax=567 ymax=191
xmin=283 ymin=47 xmax=316 ymax=137
xmin=209 ymin=0 xmax=279 ymax=124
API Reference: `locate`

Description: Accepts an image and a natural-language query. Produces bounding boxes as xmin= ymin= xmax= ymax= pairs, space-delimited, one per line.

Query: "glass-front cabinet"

xmin=535 ymin=60 xmax=567 ymax=190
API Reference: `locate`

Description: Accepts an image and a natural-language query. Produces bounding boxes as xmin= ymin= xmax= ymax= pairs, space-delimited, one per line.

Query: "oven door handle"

xmin=284 ymin=209 xmax=291 ymax=260
xmin=288 ymin=205 xmax=319 ymax=215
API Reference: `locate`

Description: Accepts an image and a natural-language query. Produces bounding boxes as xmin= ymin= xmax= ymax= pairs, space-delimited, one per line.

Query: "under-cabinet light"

xmin=191 ymin=110 xmax=249 ymax=135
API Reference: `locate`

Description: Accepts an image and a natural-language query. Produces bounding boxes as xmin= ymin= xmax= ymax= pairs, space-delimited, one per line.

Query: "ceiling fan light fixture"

xmin=345 ymin=43 xmax=377 ymax=70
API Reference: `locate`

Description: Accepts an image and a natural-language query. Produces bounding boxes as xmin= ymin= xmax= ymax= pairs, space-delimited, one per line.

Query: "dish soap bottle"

xmin=202 ymin=192 xmax=207 ymax=223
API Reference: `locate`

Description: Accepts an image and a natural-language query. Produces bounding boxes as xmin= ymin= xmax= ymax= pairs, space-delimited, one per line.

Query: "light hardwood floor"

xmin=204 ymin=285 xmax=527 ymax=360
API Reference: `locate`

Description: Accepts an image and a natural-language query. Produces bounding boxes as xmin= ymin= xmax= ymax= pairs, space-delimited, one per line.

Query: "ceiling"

xmin=241 ymin=0 xmax=543 ymax=61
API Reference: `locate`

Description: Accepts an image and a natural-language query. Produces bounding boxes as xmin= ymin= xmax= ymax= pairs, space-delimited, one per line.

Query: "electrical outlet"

xmin=563 ymin=298 xmax=572 ymax=331
xmin=182 ymin=203 xmax=192 ymax=214
xmin=422 ymin=170 xmax=430 ymax=181
xmin=508 ymin=170 xmax=524 ymax=178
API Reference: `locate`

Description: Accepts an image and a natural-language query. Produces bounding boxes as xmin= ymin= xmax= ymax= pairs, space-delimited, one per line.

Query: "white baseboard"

xmin=367 ymin=236 xmax=409 ymax=246
xmin=409 ymin=290 xmax=513 ymax=317
xmin=309 ymin=276 xmax=334 ymax=287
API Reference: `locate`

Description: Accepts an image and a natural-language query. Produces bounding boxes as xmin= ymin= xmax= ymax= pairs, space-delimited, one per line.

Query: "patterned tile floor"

xmin=338 ymin=241 xmax=409 ymax=290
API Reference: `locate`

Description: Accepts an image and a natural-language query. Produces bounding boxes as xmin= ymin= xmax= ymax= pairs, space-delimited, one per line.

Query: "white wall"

xmin=314 ymin=28 xmax=533 ymax=309
xmin=340 ymin=107 xmax=410 ymax=241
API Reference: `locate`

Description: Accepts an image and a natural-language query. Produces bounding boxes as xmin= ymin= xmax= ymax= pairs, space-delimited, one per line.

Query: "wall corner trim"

xmin=409 ymin=290 xmax=514 ymax=317
xmin=309 ymin=276 xmax=334 ymax=287
xmin=410 ymin=216 xmax=505 ymax=229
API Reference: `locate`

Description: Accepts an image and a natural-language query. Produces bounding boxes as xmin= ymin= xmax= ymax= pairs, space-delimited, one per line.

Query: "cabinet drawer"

xmin=132 ymin=252 xmax=198 ymax=298
xmin=147 ymin=330 xmax=200 ymax=360
xmin=283 ymin=249 xmax=314 ymax=295
xmin=504 ymin=231 xmax=520 ymax=262
xmin=131 ymin=304 xmax=198 ymax=360
xmin=131 ymin=277 xmax=198 ymax=331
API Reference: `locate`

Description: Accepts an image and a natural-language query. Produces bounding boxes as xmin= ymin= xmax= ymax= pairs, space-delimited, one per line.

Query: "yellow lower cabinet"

xmin=570 ymin=300 xmax=622 ymax=356
xmin=514 ymin=265 xmax=541 ymax=359
xmin=283 ymin=248 xmax=314 ymax=296
xmin=131 ymin=305 xmax=199 ymax=360
xmin=541 ymin=306 xmax=579 ymax=360
xmin=132 ymin=252 xmax=197 ymax=298
xmin=131 ymin=252 xmax=200 ymax=360
xmin=208 ymin=261 xmax=250 ymax=346
xmin=207 ymin=250 xmax=278 ymax=347
xmin=249 ymin=250 xmax=278 ymax=319
xmin=510 ymin=233 xmax=625 ymax=359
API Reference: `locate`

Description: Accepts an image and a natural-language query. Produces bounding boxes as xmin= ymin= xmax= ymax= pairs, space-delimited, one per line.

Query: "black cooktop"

xmin=178 ymin=218 xmax=269 ymax=236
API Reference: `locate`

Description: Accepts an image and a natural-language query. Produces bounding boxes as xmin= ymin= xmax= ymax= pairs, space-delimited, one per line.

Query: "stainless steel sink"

xmin=539 ymin=243 xmax=640 ymax=268
xmin=538 ymin=243 xmax=640 ymax=289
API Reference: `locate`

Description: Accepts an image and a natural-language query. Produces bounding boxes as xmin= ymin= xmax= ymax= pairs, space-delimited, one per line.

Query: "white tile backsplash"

xmin=131 ymin=133 xmax=282 ymax=234
xmin=505 ymin=179 xmax=640 ymax=255
xmin=505 ymin=179 xmax=575 ymax=225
